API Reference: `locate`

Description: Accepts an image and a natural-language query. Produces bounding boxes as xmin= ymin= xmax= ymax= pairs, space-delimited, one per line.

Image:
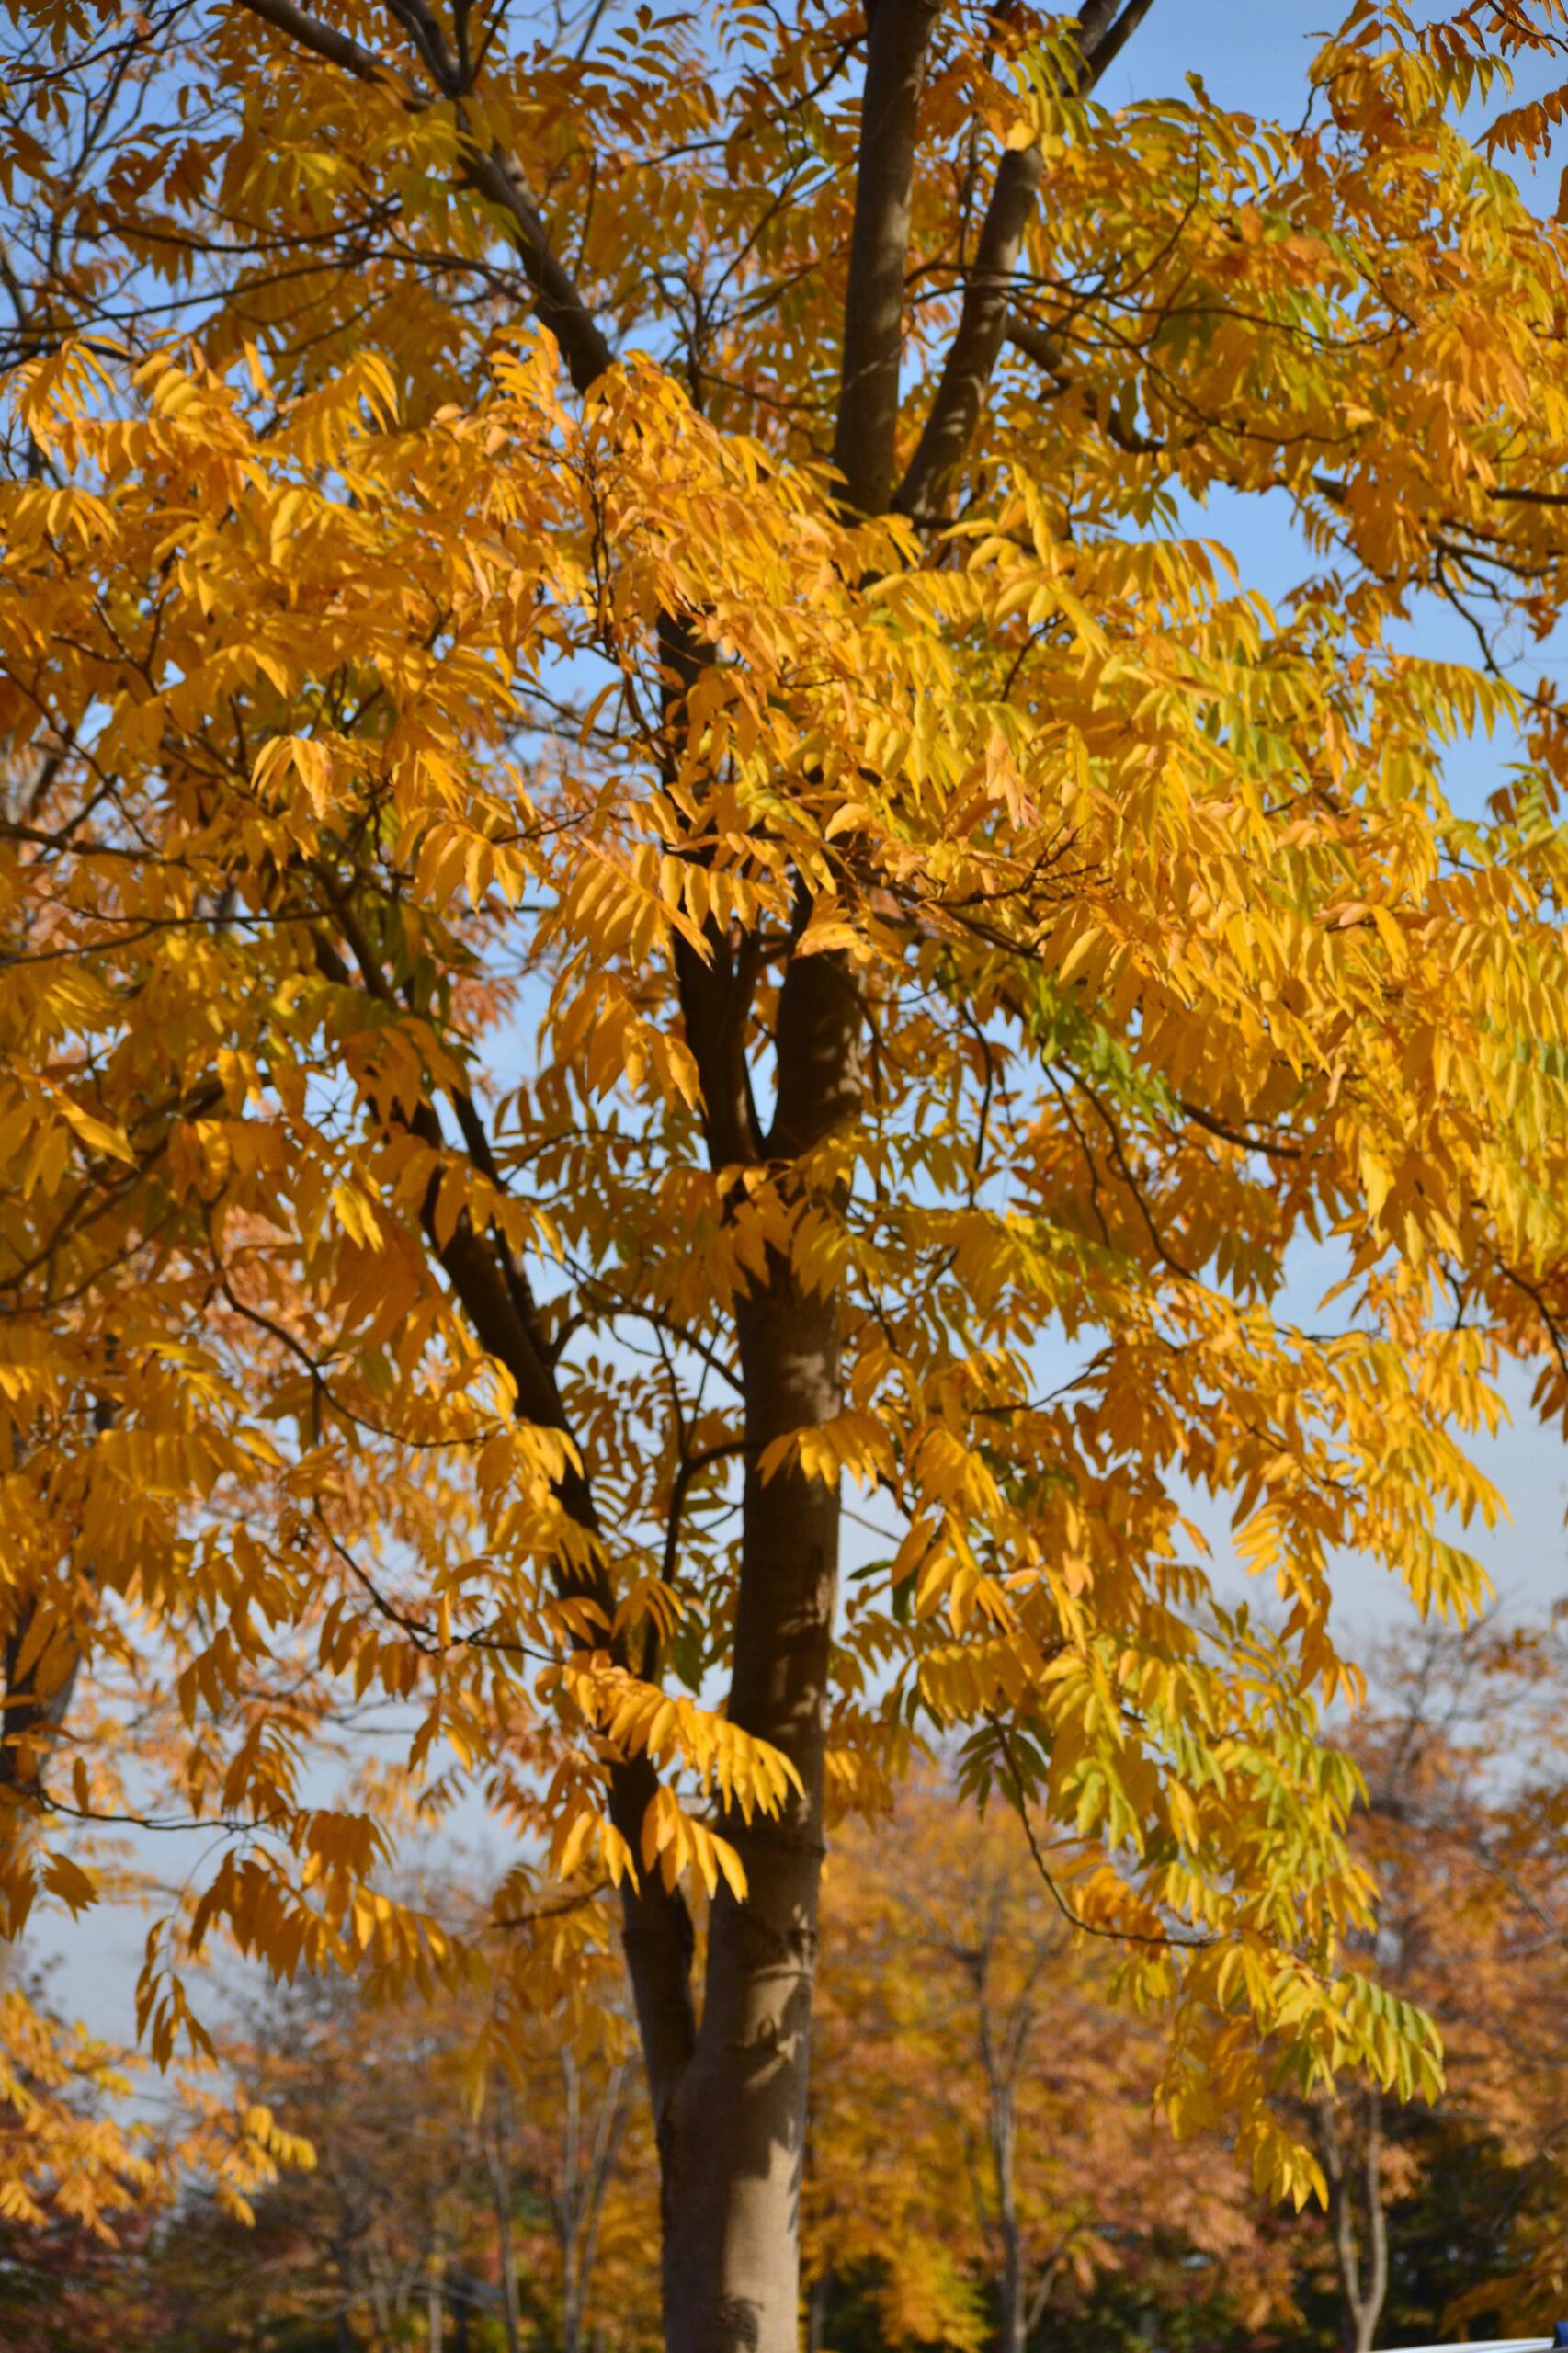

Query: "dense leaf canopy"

xmin=4 ymin=0 xmax=1568 ymax=2295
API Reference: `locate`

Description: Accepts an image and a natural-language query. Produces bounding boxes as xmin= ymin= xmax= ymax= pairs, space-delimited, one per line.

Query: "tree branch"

xmin=832 ymin=0 xmax=941 ymax=517
xmin=893 ymin=0 xmax=1158 ymax=521
xmin=1074 ymin=0 xmax=1158 ymax=85
xmin=233 ymin=0 xmax=392 ymax=84
xmin=659 ymin=613 xmax=767 ymax=1168
xmin=234 ymin=0 xmax=615 ymax=395
xmin=310 ymin=920 xmax=698 ymax=2119
xmin=460 ymin=149 xmax=614 ymax=394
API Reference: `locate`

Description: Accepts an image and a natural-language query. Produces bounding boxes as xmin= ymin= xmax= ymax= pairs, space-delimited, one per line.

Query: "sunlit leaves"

xmin=5 ymin=0 xmax=1568 ymax=2238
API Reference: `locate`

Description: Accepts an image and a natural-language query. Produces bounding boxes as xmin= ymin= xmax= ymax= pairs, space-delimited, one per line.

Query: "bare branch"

xmin=310 ymin=918 xmax=698 ymax=2119
xmin=893 ymin=142 xmax=1041 ymax=522
xmin=233 ymin=0 xmax=391 ymax=83
xmin=462 ymin=151 xmax=615 ymax=392
xmin=1075 ymin=0 xmax=1158 ymax=85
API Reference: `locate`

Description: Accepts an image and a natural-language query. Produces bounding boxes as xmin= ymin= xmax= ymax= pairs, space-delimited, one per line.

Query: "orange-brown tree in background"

xmin=1283 ymin=1620 xmax=1568 ymax=2353
xmin=807 ymin=1772 xmax=1290 ymax=2353
xmin=192 ymin=1935 xmax=658 ymax=2352
xmin=7 ymin=1 xmax=1568 ymax=2344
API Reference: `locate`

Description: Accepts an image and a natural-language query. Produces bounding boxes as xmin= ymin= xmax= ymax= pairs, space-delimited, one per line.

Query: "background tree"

xmin=1287 ymin=1618 xmax=1568 ymax=2353
xmin=13 ymin=1615 xmax=1568 ymax=2353
xmin=0 ymin=1961 xmax=306 ymax=2351
xmin=806 ymin=1771 xmax=1284 ymax=2353
xmin=6 ymin=3 xmax=1568 ymax=2347
xmin=107 ymin=1895 xmax=661 ymax=2353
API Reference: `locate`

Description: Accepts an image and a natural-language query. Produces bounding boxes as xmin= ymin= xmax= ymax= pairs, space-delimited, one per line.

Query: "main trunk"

xmin=999 ymin=2229 xmax=1027 ymax=2353
xmin=658 ymin=1275 xmax=841 ymax=2353
xmin=990 ymin=2071 xmax=1026 ymax=2353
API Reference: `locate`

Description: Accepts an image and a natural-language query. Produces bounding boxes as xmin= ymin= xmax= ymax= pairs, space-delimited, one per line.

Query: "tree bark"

xmin=969 ymin=1938 xmax=1027 ymax=2353
xmin=427 ymin=2252 xmax=445 ymax=2353
xmin=805 ymin=2267 xmax=833 ymax=2353
xmin=0 ymin=1597 xmax=84 ymax=1992
xmin=564 ymin=2055 xmax=631 ymax=2353
xmin=498 ymin=2216 xmax=524 ymax=2353
xmin=648 ymin=0 xmax=926 ymax=2314
xmin=893 ymin=0 xmax=1159 ymax=521
xmin=658 ymin=1283 xmax=844 ymax=2352
xmin=832 ymin=0 xmax=941 ymax=516
xmin=1313 ymin=2087 xmax=1389 ymax=2353
xmin=0 ymin=1408 xmax=100 ymax=1991
xmin=488 ymin=2103 xmax=525 ymax=2353
xmin=993 ymin=2078 xmax=1025 ymax=2353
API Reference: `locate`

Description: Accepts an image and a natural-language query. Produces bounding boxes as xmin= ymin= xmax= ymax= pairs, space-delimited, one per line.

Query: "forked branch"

xmin=894 ymin=0 xmax=1158 ymax=521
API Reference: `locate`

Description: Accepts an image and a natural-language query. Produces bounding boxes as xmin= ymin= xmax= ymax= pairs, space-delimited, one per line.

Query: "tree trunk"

xmin=998 ymin=2201 xmax=1026 ymax=2353
xmin=980 ymin=1984 xmax=1025 ymax=2353
xmin=426 ymin=2246 xmax=445 ymax=2353
xmin=559 ymin=2054 xmax=631 ymax=2353
xmin=310 ymin=5 xmax=1153 ymax=2343
xmin=658 ymin=1270 xmax=844 ymax=2353
xmin=560 ymin=2049 xmax=585 ymax=2353
xmin=489 ymin=2125 xmax=524 ymax=2353
xmin=0 ymin=1410 xmax=105 ymax=1988
xmin=1351 ymin=2092 xmax=1388 ymax=2353
xmin=805 ymin=2267 xmax=834 ymax=2353
xmin=498 ymin=2209 xmax=524 ymax=2353
xmin=1314 ymin=2086 xmax=1389 ymax=2353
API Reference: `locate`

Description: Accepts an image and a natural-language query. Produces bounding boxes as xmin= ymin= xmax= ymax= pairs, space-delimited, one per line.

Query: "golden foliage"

xmin=3 ymin=0 xmax=1568 ymax=2234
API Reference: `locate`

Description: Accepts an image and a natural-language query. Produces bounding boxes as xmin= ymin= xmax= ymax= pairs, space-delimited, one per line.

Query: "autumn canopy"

xmin=5 ymin=0 xmax=1568 ymax=2343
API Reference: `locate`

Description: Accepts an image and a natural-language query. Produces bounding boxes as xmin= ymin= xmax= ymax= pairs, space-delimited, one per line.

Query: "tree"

xmin=6 ymin=2 xmax=1568 ymax=2346
xmin=806 ymin=1769 xmax=1283 ymax=2353
xmin=51 ymin=1845 xmax=661 ymax=2353
xmin=1285 ymin=1619 xmax=1568 ymax=2353
xmin=152 ymin=1933 xmax=658 ymax=2353
xmin=0 ymin=1958 xmax=300 ymax=2348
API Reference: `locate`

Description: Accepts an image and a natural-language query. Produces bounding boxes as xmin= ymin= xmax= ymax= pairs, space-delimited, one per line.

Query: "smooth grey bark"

xmin=1314 ymin=2088 xmax=1389 ymax=2353
xmin=954 ymin=1911 xmax=1062 ymax=2353
xmin=555 ymin=2049 xmax=633 ymax=2353
xmin=995 ymin=2105 xmax=1025 ymax=2353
